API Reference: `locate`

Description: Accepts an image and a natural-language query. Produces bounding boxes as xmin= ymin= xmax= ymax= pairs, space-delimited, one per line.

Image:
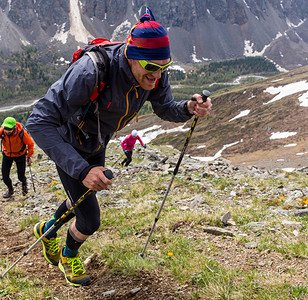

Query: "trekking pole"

xmin=0 ymin=169 xmax=113 ymax=278
xmin=28 ymin=164 xmax=36 ymax=193
xmin=139 ymin=90 xmax=211 ymax=258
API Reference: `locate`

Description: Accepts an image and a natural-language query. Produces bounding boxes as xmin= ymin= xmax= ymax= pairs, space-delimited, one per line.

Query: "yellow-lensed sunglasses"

xmin=138 ymin=59 xmax=173 ymax=72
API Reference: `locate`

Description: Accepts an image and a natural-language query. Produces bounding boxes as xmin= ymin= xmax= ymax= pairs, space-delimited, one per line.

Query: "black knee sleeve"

xmin=75 ymin=213 xmax=100 ymax=236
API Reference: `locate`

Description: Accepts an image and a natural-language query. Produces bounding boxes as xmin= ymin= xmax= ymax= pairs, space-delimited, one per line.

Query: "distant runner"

xmin=0 ymin=117 xmax=34 ymax=198
xmin=120 ymin=130 xmax=146 ymax=167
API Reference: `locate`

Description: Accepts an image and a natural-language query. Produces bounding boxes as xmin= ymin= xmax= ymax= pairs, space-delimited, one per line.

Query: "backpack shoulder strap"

xmin=85 ymin=46 xmax=110 ymax=102
xmin=16 ymin=123 xmax=27 ymax=152
xmin=19 ymin=127 xmax=25 ymax=141
xmin=86 ymin=51 xmax=100 ymax=94
xmin=16 ymin=122 xmax=25 ymax=141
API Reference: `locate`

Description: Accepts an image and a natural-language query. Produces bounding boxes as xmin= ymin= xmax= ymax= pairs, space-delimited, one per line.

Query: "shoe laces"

xmin=67 ymin=256 xmax=86 ymax=276
xmin=46 ymin=237 xmax=60 ymax=255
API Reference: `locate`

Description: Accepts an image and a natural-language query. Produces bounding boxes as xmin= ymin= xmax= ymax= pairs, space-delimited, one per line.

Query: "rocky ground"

xmin=0 ymin=144 xmax=307 ymax=299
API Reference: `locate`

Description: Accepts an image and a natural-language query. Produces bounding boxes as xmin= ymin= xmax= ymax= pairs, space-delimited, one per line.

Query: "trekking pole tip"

xmin=138 ymin=253 xmax=145 ymax=258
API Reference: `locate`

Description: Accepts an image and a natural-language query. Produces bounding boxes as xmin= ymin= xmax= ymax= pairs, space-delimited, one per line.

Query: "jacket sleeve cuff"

xmin=79 ymin=165 xmax=99 ymax=183
xmin=184 ymin=101 xmax=194 ymax=117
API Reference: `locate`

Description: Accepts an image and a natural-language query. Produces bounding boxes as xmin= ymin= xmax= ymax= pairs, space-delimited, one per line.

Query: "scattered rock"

xmin=284 ymin=190 xmax=305 ymax=207
xmin=244 ymin=222 xmax=266 ymax=232
xmin=190 ymin=195 xmax=205 ymax=208
xmin=281 ymin=220 xmax=303 ymax=230
xmin=294 ymin=209 xmax=308 ymax=217
xmin=230 ymin=191 xmax=237 ymax=197
xmin=83 ymin=253 xmax=97 ymax=267
xmin=245 ymin=242 xmax=258 ymax=249
xmin=102 ymin=289 xmax=116 ymax=296
xmin=130 ymin=287 xmax=141 ymax=295
xmin=160 ymin=156 xmax=168 ymax=164
xmin=203 ymin=226 xmax=235 ymax=237
xmin=221 ymin=211 xmax=231 ymax=225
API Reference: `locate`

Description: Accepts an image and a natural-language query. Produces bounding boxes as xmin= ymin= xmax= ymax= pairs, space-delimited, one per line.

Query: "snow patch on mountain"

xmin=229 ymin=110 xmax=250 ymax=122
xmin=192 ymin=46 xmax=202 ymax=63
xmin=51 ymin=24 xmax=69 ymax=44
xmin=263 ymin=81 xmax=308 ymax=105
xmin=270 ymin=132 xmax=297 ymax=140
xmin=192 ymin=141 xmax=240 ymax=162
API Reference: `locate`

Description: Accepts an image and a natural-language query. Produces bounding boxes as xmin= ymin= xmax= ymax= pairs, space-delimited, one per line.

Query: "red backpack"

xmin=71 ymin=38 xmax=122 ymax=103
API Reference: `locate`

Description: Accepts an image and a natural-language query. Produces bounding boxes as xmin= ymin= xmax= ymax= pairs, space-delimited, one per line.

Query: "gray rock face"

xmin=0 ymin=0 xmax=308 ymax=70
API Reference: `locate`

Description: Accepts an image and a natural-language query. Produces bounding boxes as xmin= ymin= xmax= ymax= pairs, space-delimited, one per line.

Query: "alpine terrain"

xmin=0 ymin=65 xmax=307 ymax=299
xmin=0 ymin=1 xmax=307 ymax=299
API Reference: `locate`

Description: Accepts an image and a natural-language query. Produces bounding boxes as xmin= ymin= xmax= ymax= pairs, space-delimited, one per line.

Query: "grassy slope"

xmin=0 ymin=144 xmax=307 ymax=299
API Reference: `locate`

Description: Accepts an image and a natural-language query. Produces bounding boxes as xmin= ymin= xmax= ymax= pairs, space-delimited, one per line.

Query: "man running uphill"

xmin=26 ymin=7 xmax=212 ymax=287
xmin=121 ymin=130 xmax=146 ymax=167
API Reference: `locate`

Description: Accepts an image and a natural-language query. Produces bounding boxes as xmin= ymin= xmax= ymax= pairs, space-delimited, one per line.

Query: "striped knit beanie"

xmin=125 ymin=7 xmax=171 ymax=60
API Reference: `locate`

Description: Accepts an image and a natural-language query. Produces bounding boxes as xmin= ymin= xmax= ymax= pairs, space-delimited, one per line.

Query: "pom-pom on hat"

xmin=125 ymin=7 xmax=171 ymax=60
xmin=2 ymin=117 xmax=16 ymax=129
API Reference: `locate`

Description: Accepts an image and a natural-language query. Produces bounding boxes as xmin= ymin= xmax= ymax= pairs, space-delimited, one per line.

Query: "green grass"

xmin=19 ymin=215 xmax=40 ymax=230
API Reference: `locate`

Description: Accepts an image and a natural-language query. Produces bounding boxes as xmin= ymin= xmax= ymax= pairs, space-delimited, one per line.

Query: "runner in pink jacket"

xmin=121 ymin=130 xmax=146 ymax=166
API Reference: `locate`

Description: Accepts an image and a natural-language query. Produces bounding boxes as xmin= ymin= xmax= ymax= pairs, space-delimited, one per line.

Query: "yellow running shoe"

xmin=59 ymin=248 xmax=90 ymax=287
xmin=33 ymin=221 xmax=60 ymax=266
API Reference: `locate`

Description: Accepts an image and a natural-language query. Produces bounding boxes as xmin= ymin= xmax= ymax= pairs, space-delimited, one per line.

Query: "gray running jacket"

xmin=26 ymin=44 xmax=193 ymax=180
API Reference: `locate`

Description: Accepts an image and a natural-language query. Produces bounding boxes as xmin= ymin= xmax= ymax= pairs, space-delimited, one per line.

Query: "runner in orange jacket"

xmin=0 ymin=117 xmax=34 ymax=198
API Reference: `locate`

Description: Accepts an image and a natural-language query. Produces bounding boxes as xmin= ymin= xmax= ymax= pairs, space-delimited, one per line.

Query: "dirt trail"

xmin=0 ymin=196 xmax=193 ymax=299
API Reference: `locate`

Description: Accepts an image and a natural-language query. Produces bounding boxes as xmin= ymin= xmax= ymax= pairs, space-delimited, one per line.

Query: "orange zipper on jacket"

xmin=114 ymin=85 xmax=139 ymax=132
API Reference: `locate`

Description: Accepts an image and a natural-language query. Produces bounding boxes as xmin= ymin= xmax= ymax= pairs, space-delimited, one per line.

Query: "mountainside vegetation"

xmin=170 ymin=56 xmax=279 ymax=102
xmin=0 ymin=46 xmax=279 ymax=111
xmin=0 ymin=46 xmax=64 ymax=106
xmin=0 ymin=45 xmax=280 ymax=125
xmin=0 ymin=46 xmax=306 ymax=174
xmin=170 ymin=57 xmax=278 ymax=85
xmin=0 ymin=143 xmax=307 ymax=299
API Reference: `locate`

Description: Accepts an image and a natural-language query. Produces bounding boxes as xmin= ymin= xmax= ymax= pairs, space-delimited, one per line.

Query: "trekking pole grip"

xmin=174 ymin=90 xmax=211 ymax=176
xmin=103 ymin=169 xmax=113 ymax=180
xmin=191 ymin=89 xmax=211 ymax=103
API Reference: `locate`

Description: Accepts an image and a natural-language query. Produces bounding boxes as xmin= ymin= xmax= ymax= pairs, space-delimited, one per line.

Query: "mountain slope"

xmin=118 ymin=65 xmax=308 ymax=170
